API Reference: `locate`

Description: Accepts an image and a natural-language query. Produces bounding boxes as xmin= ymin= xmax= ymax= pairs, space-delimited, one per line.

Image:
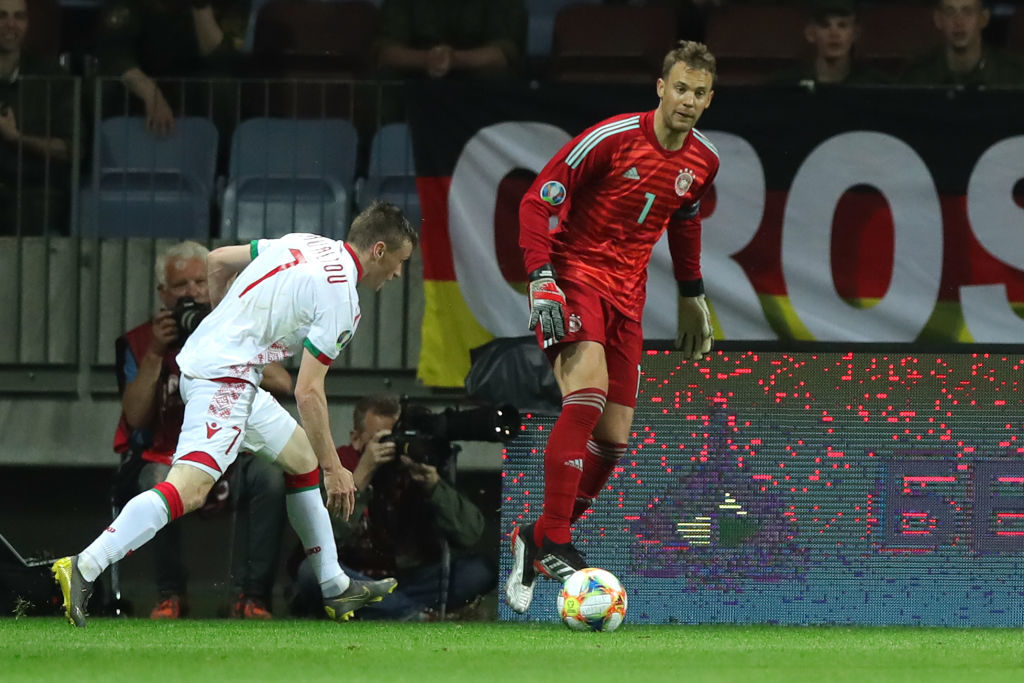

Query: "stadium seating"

xmin=857 ymin=3 xmax=939 ymax=76
xmin=550 ymin=4 xmax=677 ymax=83
xmin=525 ymin=0 xmax=601 ymax=61
xmin=355 ymin=122 xmax=421 ymax=229
xmin=250 ymin=0 xmax=378 ymax=77
xmin=241 ymin=0 xmax=379 ymax=121
xmin=220 ymin=118 xmax=358 ymax=240
xmin=704 ymin=4 xmax=806 ymax=85
xmin=78 ymin=116 xmax=218 ymax=238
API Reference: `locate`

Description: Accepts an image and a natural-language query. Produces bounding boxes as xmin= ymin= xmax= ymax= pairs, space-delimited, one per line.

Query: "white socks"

xmin=285 ymin=488 xmax=350 ymax=597
xmin=78 ymin=490 xmax=169 ymax=583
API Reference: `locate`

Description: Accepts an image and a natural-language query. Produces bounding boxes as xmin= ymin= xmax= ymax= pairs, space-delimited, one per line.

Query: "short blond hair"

xmin=661 ymin=41 xmax=717 ymax=81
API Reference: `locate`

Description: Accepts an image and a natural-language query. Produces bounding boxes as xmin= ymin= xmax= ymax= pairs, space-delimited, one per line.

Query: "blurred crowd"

xmin=2 ymin=0 xmax=1023 ymax=236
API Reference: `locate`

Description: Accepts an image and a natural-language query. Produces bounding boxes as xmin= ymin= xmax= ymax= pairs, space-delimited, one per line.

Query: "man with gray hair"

xmin=56 ymin=201 xmax=417 ymax=626
xmin=111 ymin=240 xmax=291 ymax=619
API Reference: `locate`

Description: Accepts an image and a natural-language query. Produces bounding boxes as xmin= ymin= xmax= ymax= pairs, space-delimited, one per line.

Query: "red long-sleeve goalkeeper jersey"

xmin=519 ymin=109 xmax=719 ymax=321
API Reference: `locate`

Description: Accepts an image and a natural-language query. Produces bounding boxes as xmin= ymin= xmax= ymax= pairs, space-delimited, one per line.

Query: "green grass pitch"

xmin=2 ymin=618 xmax=1024 ymax=682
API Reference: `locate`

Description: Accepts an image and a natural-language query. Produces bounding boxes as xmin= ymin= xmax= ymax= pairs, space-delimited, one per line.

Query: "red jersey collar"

xmin=343 ymin=242 xmax=364 ymax=283
xmin=641 ymin=109 xmax=691 ymax=160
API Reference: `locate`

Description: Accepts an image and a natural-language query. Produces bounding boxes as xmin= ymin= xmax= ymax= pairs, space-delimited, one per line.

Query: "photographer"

xmin=114 ymin=240 xmax=291 ymax=619
xmin=289 ymin=394 xmax=495 ymax=620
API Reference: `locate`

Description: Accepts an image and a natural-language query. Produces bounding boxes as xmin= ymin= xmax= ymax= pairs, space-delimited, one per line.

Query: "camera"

xmin=385 ymin=399 xmax=520 ymax=469
xmin=171 ymin=296 xmax=212 ymax=342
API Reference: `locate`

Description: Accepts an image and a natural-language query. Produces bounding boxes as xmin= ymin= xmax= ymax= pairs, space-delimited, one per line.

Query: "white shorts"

xmin=172 ymin=376 xmax=297 ymax=480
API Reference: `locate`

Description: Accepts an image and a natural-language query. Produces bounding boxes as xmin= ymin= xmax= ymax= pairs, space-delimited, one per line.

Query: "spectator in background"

xmin=113 ymin=240 xmax=290 ymax=619
xmin=901 ymin=0 xmax=1024 ymax=86
xmin=601 ymin=0 xmax=721 ymax=43
xmin=772 ymin=0 xmax=888 ymax=86
xmin=375 ymin=0 xmax=526 ymax=80
xmin=94 ymin=0 xmax=250 ymax=134
xmin=0 ymin=0 xmax=74 ymax=235
xmin=289 ymin=394 xmax=495 ymax=621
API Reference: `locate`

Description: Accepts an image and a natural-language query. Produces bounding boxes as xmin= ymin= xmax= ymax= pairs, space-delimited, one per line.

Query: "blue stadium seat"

xmin=221 ymin=117 xmax=358 ymax=240
xmin=78 ymin=116 xmax=218 ymax=238
xmin=525 ymin=0 xmax=600 ymax=60
xmin=355 ymin=122 xmax=421 ymax=229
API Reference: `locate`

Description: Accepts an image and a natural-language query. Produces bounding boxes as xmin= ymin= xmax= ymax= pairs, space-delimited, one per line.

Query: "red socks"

xmin=535 ymin=388 xmax=606 ymax=546
xmin=571 ymin=439 xmax=627 ymax=523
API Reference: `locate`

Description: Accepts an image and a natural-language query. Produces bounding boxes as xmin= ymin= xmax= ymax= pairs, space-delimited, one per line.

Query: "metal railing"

xmin=0 ymin=75 xmax=82 ymax=238
xmin=0 ymin=74 xmax=425 ymax=395
xmin=0 ymin=235 xmax=424 ymax=395
xmin=2 ymin=76 xmax=415 ymax=239
xmin=0 ymin=77 xmax=423 ymax=394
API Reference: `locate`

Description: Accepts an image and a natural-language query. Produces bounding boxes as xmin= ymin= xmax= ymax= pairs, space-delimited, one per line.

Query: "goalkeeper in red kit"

xmin=505 ymin=41 xmax=719 ymax=613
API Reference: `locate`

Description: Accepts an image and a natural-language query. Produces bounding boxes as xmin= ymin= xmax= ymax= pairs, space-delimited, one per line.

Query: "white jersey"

xmin=177 ymin=233 xmax=362 ymax=385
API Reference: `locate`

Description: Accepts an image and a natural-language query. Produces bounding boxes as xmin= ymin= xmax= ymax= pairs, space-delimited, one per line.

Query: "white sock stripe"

xmin=563 ymin=392 xmax=607 ymax=410
xmin=563 ymin=399 xmax=607 ymax=412
xmin=586 ymin=440 xmax=626 ymax=460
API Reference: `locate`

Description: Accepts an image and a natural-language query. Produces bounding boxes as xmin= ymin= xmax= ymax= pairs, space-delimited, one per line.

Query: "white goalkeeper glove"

xmin=676 ymin=294 xmax=713 ymax=361
xmin=527 ymin=265 xmax=567 ymax=349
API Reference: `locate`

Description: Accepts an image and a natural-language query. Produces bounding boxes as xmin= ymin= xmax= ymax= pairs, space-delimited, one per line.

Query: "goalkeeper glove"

xmin=527 ymin=264 xmax=567 ymax=349
xmin=676 ymin=294 xmax=713 ymax=361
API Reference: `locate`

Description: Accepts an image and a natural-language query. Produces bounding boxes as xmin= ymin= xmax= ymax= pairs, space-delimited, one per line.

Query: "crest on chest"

xmin=675 ymin=168 xmax=695 ymax=197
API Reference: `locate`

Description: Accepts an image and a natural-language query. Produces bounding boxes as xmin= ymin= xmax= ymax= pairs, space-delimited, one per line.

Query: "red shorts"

xmin=537 ymin=280 xmax=643 ymax=408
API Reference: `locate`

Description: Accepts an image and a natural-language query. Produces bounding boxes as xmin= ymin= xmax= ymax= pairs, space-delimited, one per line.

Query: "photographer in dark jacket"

xmin=289 ymin=393 xmax=495 ymax=620
xmin=114 ymin=240 xmax=292 ymax=619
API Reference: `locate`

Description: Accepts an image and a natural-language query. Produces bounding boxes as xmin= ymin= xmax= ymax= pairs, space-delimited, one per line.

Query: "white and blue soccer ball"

xmin=557 ymin=567 xmax=628 ymax=632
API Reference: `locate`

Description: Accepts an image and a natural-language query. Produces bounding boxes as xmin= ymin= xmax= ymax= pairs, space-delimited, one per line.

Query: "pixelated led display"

xmin=499 ymin=347 xmax=1024 ymax=626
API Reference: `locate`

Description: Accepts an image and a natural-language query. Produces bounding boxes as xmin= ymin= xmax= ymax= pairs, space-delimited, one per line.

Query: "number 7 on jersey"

xmin=240 ymin=248 xmax=307 ymax=297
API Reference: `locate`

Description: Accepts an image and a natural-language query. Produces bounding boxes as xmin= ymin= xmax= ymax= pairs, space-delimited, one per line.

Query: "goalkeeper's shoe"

xmin=535 ymin=537 xmax=587 ymax=583
xmin=323 ymin=577 xmax=398 ymax=622
xmin=504 ymin=523 xmax=539 ymax=614
xmin=52 ymin=555 xmax=94 ymax=628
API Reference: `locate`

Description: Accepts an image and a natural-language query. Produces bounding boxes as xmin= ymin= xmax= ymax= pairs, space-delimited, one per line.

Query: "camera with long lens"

xmin=385 ymin=399 xmax=520 ymax=469
xmin=171 ymin=296 xmax=212 ymax=343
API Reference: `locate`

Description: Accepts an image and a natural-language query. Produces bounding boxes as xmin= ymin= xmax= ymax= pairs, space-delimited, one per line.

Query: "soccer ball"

xmin=557 ymin=567 xmax=628 ymax=632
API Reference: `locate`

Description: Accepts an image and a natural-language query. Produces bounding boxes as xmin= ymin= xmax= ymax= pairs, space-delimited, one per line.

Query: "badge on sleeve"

xmin=539 ymin=180 xmax=567 ymax=206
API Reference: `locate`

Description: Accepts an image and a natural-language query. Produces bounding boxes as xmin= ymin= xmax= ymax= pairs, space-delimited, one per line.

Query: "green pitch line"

xmin=2 ymin=620 xmax=1024 ymax=682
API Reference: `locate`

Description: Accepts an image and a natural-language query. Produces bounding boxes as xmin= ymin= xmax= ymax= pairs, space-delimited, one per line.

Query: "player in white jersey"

xmin=52 ymin=201 xmax=418 ymax=626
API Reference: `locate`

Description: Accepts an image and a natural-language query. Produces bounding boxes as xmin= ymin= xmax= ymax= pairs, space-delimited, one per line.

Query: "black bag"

xmin=465 ymin=336 xmax=562 ymax=415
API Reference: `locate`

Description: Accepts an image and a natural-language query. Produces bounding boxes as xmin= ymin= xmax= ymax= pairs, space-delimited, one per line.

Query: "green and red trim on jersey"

xmin=303 ymin=338 xmax=332 ymax=365
xmin=284 ymin=468 xmax=321 ymax=494
xmin=152 ymin=481 xmax=184 ymax=521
